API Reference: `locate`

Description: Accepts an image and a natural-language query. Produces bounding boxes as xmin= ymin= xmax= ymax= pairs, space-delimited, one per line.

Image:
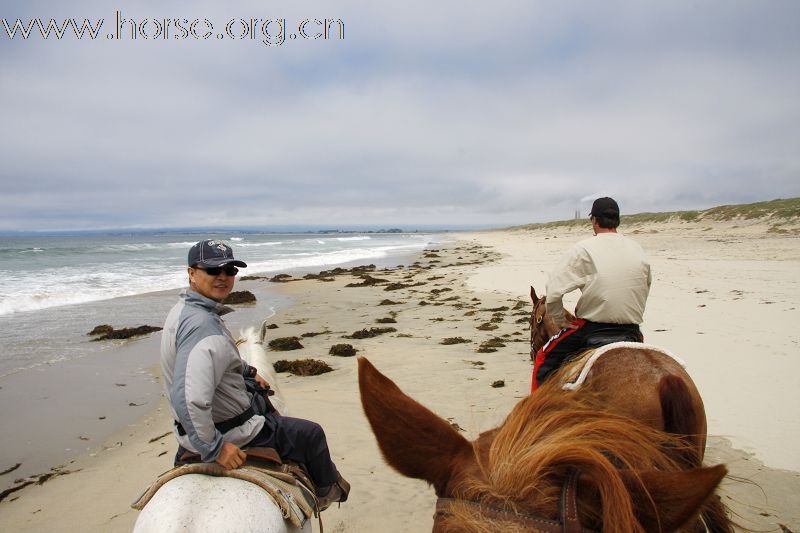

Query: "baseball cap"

xmin=188 ymin=240 xmax=247 ymax=268
xmin=589 ymin=197 xmax=620 ymax=218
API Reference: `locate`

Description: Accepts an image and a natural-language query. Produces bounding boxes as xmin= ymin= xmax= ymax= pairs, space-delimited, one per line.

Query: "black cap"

xmin=188 ymin=240 xmax=247 ymax=268
xmin=589 ymin=197 xmax=620 ymax=218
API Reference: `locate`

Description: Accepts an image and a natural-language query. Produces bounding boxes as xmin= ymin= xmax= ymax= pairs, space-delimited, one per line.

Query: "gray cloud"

xmin=1 ymin=0 xmax=798 ymax=231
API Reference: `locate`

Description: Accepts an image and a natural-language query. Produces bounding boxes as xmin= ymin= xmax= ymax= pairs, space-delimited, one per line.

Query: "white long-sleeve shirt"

xmin=545 ymin=233 xmax=651 ymax=326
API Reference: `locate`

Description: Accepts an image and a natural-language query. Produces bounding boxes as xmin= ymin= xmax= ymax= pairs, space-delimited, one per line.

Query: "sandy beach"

xmin=1 ymin=218 xmax=798 ymax=532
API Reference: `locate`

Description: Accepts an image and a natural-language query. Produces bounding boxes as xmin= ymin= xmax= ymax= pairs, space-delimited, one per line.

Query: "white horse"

xmin=133 ymin=324 xmax=312 ymax=533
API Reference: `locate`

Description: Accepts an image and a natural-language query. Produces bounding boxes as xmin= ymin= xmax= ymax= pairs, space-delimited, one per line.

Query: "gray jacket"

xmin=161 ymin=289 xmax=265 ymax=461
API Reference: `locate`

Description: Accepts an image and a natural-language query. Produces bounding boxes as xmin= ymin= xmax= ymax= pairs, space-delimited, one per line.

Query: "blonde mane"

xmin=445 ymin=379 xmax=688 ymax=533
xmin=358 ymin=355 xmax=732 ymax=533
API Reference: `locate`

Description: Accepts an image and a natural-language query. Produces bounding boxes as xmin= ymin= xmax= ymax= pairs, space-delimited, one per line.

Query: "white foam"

xmin=0 ymin=233 xmax=434 ymax=316
xmin=336 ymin=236 xmax=372 ymax=241
xmin=0 ymin=269 xmax=187 ymax=316
xmin=236 ymin=241 xmax=283 ymax=247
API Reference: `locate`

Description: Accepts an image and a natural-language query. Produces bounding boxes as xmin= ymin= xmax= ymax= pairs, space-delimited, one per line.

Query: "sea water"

xmin=0 ymin=231 xmax=434 ymax=376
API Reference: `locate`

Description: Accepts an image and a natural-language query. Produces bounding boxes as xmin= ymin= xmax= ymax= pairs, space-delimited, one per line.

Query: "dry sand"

xmin=1 ymin=219 xmax=797 ymax=532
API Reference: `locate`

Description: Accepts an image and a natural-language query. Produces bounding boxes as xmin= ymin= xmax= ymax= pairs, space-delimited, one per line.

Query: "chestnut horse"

xmin=529 ymin=286 xmax=709 ymax=467
xmin=358 ymin=357 xmax=732 ymax=532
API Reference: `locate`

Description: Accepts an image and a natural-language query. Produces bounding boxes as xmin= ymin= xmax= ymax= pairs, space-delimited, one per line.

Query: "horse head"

xmin=358 ymin=356 xmax=729 ymax=532
xmin=530 ymin=286 xmax=576 ymax=355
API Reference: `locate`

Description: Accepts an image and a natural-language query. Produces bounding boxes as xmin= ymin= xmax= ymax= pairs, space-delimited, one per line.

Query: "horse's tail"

xmin=658 ymin=375 xmax=702 ymax=468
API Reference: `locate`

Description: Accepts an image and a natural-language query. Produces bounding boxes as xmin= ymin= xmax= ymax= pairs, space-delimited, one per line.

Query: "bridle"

xmin=530 ymin=298 xmax=549 ymax=356
xmin=435 ymin=469 xmax=597 ymax=533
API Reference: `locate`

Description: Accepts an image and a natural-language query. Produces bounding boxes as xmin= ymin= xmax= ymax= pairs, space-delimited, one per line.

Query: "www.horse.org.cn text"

xmin=1 ymin=11 xmax=345 ymax=47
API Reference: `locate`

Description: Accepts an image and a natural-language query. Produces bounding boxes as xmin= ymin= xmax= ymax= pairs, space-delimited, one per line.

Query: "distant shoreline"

xmin=2 ymin=196 xmax=796 ymax=237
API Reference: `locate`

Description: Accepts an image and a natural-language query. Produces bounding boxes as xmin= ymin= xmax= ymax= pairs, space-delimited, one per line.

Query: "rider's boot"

xmin=317 ymin=471 xmax=350 ymax=511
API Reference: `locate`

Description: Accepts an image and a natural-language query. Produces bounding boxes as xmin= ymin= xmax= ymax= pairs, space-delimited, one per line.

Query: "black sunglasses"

xmin=195 ymin=265 xmax=239 ymax=277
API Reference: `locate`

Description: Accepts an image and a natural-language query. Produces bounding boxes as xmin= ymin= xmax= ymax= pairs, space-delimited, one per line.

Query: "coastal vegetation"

xmin=509 ymin=197 xmax=800 ymax=231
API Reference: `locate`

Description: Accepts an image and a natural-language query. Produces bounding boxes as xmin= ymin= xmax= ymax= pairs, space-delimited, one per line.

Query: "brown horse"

xmin=529 ymin=286 xmax=708 ymax=467
xmin=358 ymin=357 xmax=733 ymax=532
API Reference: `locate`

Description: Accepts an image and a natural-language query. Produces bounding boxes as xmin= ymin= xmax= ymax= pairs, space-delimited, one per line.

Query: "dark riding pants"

xmin=532 ymin=320 xmax=643 ymax=392
xmin=175 ymin=413 xmax=338 ymax=490
xmin=248 ymin=413 xmax=338 ymax=489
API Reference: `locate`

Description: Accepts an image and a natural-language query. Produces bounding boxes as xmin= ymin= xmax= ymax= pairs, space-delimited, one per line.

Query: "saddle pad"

xmin=562 ymin=342 xmax=687 ymax=391
xmin=131 ymin=462 xmax=316 ymax=528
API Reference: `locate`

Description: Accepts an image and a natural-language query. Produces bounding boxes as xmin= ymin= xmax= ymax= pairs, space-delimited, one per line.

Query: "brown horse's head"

xmin=529 ymin=286 xmax=576 ymax=355
xmin=358 ymin=356 xmax=729 ymax=533
xmin=529 ymin=286 xmax=551 ymax=356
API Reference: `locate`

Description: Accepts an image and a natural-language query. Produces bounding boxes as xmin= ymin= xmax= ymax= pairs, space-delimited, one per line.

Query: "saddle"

xmin=132 ymin=447 xmax=318 ymax=529
xmin=582 ymin=321 xmax=643 ymax=348
xmin=584 ymin=330 xmax=641 ymax=347
xmin=561 ymin=342 xmax=686 ymax=391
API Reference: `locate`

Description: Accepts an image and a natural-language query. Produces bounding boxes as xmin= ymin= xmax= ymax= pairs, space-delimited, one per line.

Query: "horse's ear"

xmin=358 ymin=357 xmax=473 ymax=494
xmin=620 ymin=464 xmax=727 ymax=531
xmin=530 ymin=286 xmax=538 ymax=302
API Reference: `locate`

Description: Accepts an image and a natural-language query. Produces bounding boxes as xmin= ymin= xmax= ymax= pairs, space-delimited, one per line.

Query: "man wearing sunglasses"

xmin=161 ymin=239 xmax=349 ymax=510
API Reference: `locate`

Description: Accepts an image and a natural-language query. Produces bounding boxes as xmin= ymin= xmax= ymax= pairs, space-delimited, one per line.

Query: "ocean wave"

xmin=236 ymin=241 xmax=283 ymax=247
xmin=335 ymin=236 xmax=372 ymax=242
xmin=89 ymin=241 xmax=194 ymax=253
xmin=244 ymin=241 xmax=431 ymax=276
xmin=0 ymin=234 xmax=434 ymax=316
xmin=0 ymin=270 xmax=187 ymax=316
xmin=166 ymin=241 xmax=201 ymax=248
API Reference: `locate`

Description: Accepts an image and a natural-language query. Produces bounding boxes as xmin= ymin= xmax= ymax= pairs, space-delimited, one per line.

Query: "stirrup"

xmin=317 ymin=472 xmax=350 ymax=511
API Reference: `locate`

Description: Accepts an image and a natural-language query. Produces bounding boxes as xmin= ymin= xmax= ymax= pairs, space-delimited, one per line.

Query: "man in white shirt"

xmin=532 ymin=197 xmax=651 ymax=391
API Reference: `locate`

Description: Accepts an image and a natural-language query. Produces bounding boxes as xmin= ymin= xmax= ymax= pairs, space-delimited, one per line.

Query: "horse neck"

xmin=238 ymin=326 xmax=288 ymax=414
xmin=542 ymin=316 xmax=560 ymax=339
xmin=468 ymin=388 xmax=693 ymax=531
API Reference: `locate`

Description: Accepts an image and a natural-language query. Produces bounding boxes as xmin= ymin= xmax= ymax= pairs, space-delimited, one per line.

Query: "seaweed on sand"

xmin=344 ymin=327 xmax=396 ymax=339
xmin=268 ymin=337 xmax=304 ymax=351
xmin=273 ymin=359 xmax=333 ymax=376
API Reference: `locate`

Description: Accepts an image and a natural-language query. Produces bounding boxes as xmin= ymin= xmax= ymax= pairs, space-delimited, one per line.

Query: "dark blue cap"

xmin=188 ymin=240 xmax=247 ymax=268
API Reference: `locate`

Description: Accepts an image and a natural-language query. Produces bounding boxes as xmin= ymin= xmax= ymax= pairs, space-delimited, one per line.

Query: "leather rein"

xmin=435 ymin=469 xmax=598 ymax=533
xmin=530 ymin=300 xmax=548 ymax=355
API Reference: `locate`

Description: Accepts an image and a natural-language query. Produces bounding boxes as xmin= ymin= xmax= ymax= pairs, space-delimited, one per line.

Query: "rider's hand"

xmin=560 ymin=310 xmax=579 ymax=330
xmin=561 ymin=318 xmax=579 ymax=330
xmin=216 ymin=442 xmax=246 ymax=469
xmin=254 ymin=372 xmax=270 ymax=390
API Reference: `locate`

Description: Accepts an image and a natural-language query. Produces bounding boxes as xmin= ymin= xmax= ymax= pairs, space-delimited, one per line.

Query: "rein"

xmin=435 ymin=469 xmax=597 ymax=533
xmin=530 ymin=301 xmax=547 ymax=355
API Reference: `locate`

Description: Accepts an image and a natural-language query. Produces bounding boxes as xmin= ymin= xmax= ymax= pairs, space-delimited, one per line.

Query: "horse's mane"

xmin=446 ymin=379 xmax=690 ymax=533
xmin=236 ymin=325 xmax=288 ymax=416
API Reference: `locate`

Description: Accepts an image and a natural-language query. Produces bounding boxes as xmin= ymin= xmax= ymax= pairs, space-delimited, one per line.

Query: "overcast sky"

xmin=1 ymin=0 xmax=798 ymax=231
